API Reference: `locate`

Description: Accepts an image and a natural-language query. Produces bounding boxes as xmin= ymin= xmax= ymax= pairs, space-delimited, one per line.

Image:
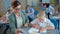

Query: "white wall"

xmin=4 ymin=0 xmax=12 ymax=12
xmin=27 ymin=0 xmax=39 ymax=6
xmin=59 ymin=0 xmax=60 ymax=4
xmin=42 ymin=0 xmax=50 ymax=3
xmin=0 ymin=0 xmax=4 ymax=12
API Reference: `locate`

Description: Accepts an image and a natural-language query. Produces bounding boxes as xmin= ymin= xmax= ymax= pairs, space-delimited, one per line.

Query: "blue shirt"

xmin=26 ymin=7 xmax=35 ymax=19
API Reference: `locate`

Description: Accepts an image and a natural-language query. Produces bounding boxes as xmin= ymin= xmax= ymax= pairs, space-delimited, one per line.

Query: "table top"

xmin=20 ymin=27 xmax=60 ymax=34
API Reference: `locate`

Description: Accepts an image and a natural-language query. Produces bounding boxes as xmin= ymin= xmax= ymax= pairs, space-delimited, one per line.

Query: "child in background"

xmin=25 ymin=5 xmax=35 ymax=23
xmin=56 ymin=7 xmax=60 ymax=17
xmin=1 ymin=15 xmax=8 ymax=23
xmin=1 ymin=14 xmax=9 ymax=34
xmin=6 ymin=7 xmax=13 ymax=20
xmin=29 ymin=9 xmax=55 ymax=34
xmin=0 ymin=16 xmax=1 ymax=24
xmin=45 ymin=3 xmax=55 ymax=18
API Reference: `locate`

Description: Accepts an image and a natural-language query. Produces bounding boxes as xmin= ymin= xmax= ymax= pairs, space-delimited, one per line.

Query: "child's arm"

xmin=30 ymin=24 xmax=40 ymax=29
xmin=45 ymin=26 xmax=54 ymax=30
xmin=45 ymin=18 xmax=55 ymax=30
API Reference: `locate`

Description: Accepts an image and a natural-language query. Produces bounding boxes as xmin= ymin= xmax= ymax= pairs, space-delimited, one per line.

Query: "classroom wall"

xmin=0 ymin=0 xmax=4 ymax=12
xmin=26 ymin=0 xmax=39 ymax=6
xmin=0 ymin=0 xmax=60 ymax=12
xmin=4 ymin=0 xmax=12 ymax=12
xmin=21 ymin=0 xmax=26 ymax=9
xmin=59 ymin=0 xmax=60 ymax=6
xmin=0 ymin=0 xmax=16 ymax=12
xmin=0 ymin=0 xmax=39 ymax=11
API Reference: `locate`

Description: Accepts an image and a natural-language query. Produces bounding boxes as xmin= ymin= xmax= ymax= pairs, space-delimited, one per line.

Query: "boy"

xmin=29 ymin=9 xmax=55 ymax=34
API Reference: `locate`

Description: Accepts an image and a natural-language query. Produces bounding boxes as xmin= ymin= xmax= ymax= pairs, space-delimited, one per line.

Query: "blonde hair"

xmin=37 ymin=10 xmax=46 ymax=18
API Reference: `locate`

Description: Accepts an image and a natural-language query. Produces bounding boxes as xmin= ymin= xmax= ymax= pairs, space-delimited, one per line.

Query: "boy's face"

xmin=38 ymin=17 xmax=44 ymax=23
xmin=38 ymin=11 xmax=45 ymax=22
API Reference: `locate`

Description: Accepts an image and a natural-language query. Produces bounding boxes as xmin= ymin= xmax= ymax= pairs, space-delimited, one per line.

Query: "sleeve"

xmin=8 ymin=15 xmax=16 ymax=34
xmin=31 ymin=8 xmax=35 ymax=13
xmin=22 ymin=10 xmax=29 ymax=24
xmin=6 ymin=12 xmax=9 ymax=20
xmin=31 ymin=19 xmax=37 ymax=24
xmin=46 ymin=18 xmax=55 ymax=29
xmin=25 ymin=14 xmax=29 ymax=24
xmin=50 ymin=6 xmax=54 ymax=10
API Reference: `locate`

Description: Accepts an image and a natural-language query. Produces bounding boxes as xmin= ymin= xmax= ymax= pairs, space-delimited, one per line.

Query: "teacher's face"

xmin=14 ymin=5 xmax=21 ymax=13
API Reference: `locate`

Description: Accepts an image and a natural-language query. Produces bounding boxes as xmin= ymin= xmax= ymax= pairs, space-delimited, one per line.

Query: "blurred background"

xmin=0 ymin=0 xmax=60 ymax=16
xmin=0 ymin=0 xmax=60 ymax=34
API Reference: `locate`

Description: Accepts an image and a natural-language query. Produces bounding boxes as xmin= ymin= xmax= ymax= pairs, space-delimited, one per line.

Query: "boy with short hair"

xmin=29 ymin=9 xmax=55 ymax=34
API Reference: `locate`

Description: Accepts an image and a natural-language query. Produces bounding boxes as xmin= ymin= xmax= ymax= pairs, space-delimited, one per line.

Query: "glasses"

xmin=15 ymin=8 xmax=21 ymax=11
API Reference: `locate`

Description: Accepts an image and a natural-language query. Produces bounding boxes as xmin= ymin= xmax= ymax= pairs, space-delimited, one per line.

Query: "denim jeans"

xmin=2 ymin=23 xmax=9 ymax=34
xmin=28 ymin=16 xmax=33 ymax=23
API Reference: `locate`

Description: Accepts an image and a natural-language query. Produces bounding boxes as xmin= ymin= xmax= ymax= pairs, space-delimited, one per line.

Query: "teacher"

xmin=8 ymin=0 xmax=29 ymax=34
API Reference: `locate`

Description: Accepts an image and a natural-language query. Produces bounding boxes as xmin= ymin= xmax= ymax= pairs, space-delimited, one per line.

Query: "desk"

xmin=47 ymin=30 xmax=59 ymax=34
xmin=20 ymin=28 xmax=59 ymax=34
xmin=0 ymin=23 xmax=59 ymax=34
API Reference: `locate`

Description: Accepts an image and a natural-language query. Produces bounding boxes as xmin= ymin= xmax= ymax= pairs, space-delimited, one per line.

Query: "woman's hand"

xmin=34 ymin=25 xmax=40 ymax=29
xmin=24 ymin=23 xmax=28 ymax=28
xmin=16 ymin=29 xmax=22 ymax=34
xmin=39 ymin=27 xmax=46 ymax=32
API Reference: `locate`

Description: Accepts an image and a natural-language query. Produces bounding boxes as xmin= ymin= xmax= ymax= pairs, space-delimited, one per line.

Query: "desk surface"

xmin=20 ymin=27 xmax=59 ymax=34
xmin=0 ymin=22 xmax=60 ymax=34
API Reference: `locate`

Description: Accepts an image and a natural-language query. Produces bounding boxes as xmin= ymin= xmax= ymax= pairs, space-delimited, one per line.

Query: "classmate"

xmin=0 ymin=18 xmax=1 ymax=27
xmin=30 ymin=9 xmax=55 ymax=33
xmin=46 ymin=3 xmax=55 ymax=18
xmin=25 ymin=5 xmax=35 ymax=22
xmin=9 ymin=1 xmax=29 ymax=34
xmin=1 ymin=14 xmax=9 ymax=34
xmin=56 ymin=7 xmax=60 ymax=17
xmin=6 ymin=7 xmax=13 ymax=20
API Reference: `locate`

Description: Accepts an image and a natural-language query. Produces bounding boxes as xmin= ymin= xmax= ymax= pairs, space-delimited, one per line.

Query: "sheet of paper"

xmin=28 ymin=28 xmax=47 ymax=34
xmin=19 ymin=33 xmax=22 ymax=34
xmin=28 ymin=28 xmax=39 ymax=33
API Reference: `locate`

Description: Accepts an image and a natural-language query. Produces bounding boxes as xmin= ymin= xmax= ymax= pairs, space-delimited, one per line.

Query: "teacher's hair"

xmin=11 ymin=0 xmax=21 ymax=9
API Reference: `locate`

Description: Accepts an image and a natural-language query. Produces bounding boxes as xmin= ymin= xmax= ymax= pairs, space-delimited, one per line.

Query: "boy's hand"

xmin=39 ymin=27 xmax=46 ymax=32
xmin=34 ymin=25 xmax=40 ymax=29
